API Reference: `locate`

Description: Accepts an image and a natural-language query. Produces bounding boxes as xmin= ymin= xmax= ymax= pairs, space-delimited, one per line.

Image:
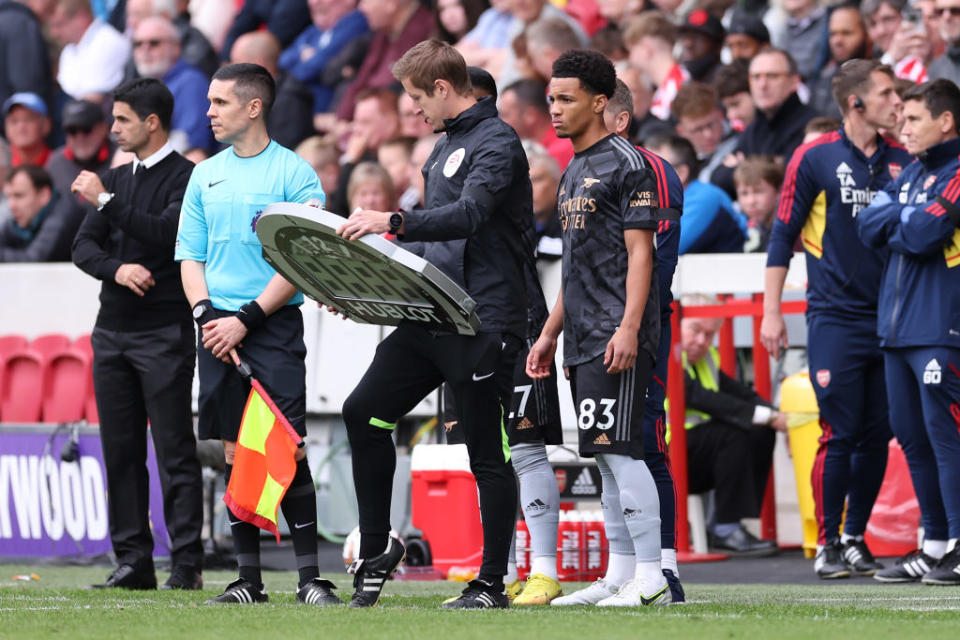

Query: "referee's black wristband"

xmin=236 ymin=300 xmax=266 ymax=331
xmin=192 ymin=299 xmax=217 ymax=328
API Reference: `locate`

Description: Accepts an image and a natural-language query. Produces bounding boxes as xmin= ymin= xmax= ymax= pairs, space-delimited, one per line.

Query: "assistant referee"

xmin=175 ymin=63 xmax=335 ymax=606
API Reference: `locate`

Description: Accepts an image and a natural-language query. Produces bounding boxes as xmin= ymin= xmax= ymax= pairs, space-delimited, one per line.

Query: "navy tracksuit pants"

xmin=808 ymin=314 xmax=892 ymax=544
xmin=884 ymin=346 xmax=960 ymax=540
xmin=643 ymin=316 xmax=678 ymax=550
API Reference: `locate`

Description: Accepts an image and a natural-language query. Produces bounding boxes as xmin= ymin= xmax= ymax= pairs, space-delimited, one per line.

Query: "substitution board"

xmin=256 ymin=203 xmax=480 ymax=336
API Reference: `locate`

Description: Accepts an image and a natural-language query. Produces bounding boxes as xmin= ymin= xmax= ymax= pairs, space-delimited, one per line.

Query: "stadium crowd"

xmin=1 ymin=0 xmax=960 ymax=606
xmin=6 ymin=0 xmax=956 ymax=261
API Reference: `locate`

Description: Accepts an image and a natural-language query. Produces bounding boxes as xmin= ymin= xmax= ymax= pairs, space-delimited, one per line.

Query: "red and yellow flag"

xmin=223 ymin=378 xmax=302 ymax=542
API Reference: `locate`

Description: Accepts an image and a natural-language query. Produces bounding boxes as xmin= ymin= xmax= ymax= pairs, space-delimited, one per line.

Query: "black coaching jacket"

xmin=400 ymin=97 xmax=534 ymax=338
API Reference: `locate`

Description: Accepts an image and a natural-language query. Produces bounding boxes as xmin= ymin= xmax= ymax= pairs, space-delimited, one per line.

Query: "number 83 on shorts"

xmin=570 ymin=352 xmax=653 ymax=459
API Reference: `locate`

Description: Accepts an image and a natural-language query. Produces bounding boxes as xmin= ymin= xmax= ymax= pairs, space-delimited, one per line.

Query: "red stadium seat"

xmin=30 ymin=334 xmax=72 ymax=361
xmin=0 ymin=336 xmax=29 ymax=407
xmin=42 ymin=349 xmax=90 ymax=423
xmin=72 ymin=335 xmax=98 ymax=424
xmin=73 ymin=334 xmax=93 ymax=358
xmin=1 ymin=350 xmax=44 ymax=422
xmin=0 ymin=335 xmax=28 ymax=360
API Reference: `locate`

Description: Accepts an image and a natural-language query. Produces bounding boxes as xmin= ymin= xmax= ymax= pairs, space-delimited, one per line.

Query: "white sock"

xmin=634 ymin=560 xmax=665 ymax=587
xmin=604 ymin=552 xmax=634 ymax=587
xmin=530 ymin=555 xmax=558 ymax=580
xmin=504 ymin=561 xmax=518 ymax=583
xmin=947 ymin=539 xmax=958 ymax=553
xmin=923 ymin=539 xmax=948 ymax=559
xmin=840 ymin=533 xmax=861 ymax=545
xmin=660 ymin=548 xmax=678 ymax=577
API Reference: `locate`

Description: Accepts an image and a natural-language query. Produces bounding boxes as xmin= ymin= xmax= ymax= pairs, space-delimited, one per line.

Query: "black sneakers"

xmin=297 ymin=578 xmax=341 ymax=605
xmin=440 ymin=579 xmax=510 ymax=609
xmin=662 ymin=568 xmax=685 ymax=604
xmin=161 ymin=565 xmax=203 ymax=590
xmin=921 ymin=548 xmax=960 ymax=585
xmin=347 ymin=534 xmax=406 ymax=608
xmin=205 ymin=578 xmax=268 ymax=604
xmin=89 ymin=564 xmax=157 ymax=590
xmin=874 ymin=549 xmax=938 ymax=583
xmin=815 ymin=538 xmax=851 ymax=579
xmin=841 ymin=539 xmax=884 ymax=576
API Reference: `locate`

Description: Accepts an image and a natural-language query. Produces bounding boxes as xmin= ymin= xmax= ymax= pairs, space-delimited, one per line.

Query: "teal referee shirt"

xmin=175 ymin=140 xmax=324 ymax=310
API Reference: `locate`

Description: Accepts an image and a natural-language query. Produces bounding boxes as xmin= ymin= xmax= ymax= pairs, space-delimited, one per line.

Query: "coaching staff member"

xmin=763 ymin=60 xmax=910 ymax=580
xmin=175 ymin=63 xmax=334 ymax=606
xmin=337 ymin=39 xmax=532 ymax=610
xmin=72 ymin=78 xmax=203 ymax=590
xmin=858 ymin=79 xmax=960 ymax=585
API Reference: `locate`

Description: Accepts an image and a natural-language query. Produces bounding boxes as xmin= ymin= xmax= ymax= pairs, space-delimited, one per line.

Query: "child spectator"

xmin=734 ymin=156 xmax=783 ymax=253
xmin=803 ymin=116 xmax=842 ymax=144
xmin=377 ymin=137 xmax=419 ymax=211
xmin=714 ymin=60 xmax=753 ymax=132
xmin=347 ymin=161 xmax=395 ymax=213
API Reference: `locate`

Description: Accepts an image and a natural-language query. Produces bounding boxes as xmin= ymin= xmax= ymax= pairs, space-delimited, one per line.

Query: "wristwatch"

xmin=192 ymin=300 xmax=213 ymax=327
xmin=96 ymin=192 xmax=115 ymax=211
xmin=388 ymin=212 xmax=404 ymax=235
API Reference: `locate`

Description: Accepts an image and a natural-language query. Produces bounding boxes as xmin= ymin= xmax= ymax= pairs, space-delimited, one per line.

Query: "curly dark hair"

xmin=551 ymin=49 xmax=616 ymax=99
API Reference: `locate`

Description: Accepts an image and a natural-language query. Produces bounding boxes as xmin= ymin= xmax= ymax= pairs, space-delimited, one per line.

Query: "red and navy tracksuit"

xmin=638 ymin=146 xmax=684 ymax=549
xmin=768 ymin=128 xmax=912 ymax=544
xmin=857 ymin=136 xmax=960 ymax=542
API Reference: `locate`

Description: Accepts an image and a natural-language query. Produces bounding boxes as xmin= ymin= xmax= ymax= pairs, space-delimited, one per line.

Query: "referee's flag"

xmin=223 ymin=357 xmax=303 ymax=542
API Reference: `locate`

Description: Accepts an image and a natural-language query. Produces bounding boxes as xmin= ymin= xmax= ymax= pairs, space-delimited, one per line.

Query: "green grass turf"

xmin=1 ymin=565 xmax=959 ymax=640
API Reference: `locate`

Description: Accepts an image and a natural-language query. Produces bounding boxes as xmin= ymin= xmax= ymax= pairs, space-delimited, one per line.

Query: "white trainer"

xmin=596 ymin=577 xmax=672 ymax=607
xmin=550 ymin=578 xmax=618 ymax=606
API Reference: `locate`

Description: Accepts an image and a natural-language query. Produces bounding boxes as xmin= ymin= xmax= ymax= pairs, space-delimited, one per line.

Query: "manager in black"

xmin=72 ymin=78 xmax=203 ymax=591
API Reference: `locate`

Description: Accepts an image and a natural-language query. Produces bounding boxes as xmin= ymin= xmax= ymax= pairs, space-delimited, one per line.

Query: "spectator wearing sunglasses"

xmin=928 ymin=1 xmax=960 ymax=85
xmin=133 ymin=16 xmax=215 ymax=153
xmin=46 ymin=100 xmax=115 ymax=209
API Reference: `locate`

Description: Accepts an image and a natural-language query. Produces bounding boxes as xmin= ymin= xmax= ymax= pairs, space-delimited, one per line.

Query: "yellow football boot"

xmin=512 ymin=573 xmax=562 ymax=606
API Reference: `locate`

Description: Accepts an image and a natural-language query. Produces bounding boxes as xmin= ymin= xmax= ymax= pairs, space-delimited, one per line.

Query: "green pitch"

xmin=2 ymin=565 xmax=959 ymax=640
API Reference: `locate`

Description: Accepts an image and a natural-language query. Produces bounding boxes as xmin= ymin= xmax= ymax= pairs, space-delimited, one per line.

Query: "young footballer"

xmin=528 ymin=49 xmax=670 ymax=607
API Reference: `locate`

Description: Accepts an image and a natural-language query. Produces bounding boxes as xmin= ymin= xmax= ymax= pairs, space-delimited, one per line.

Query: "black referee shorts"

xmin=196 ymin=305 xmax=307 ymax=441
